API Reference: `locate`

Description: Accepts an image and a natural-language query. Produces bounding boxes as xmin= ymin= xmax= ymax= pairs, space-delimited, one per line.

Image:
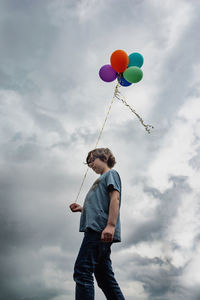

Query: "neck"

xmin=101 ymin=166 xmax=111 ymax=175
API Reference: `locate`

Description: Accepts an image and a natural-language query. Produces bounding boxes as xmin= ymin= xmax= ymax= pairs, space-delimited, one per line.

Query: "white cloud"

xmin=1 ymin=0 xmax=200 ymax=299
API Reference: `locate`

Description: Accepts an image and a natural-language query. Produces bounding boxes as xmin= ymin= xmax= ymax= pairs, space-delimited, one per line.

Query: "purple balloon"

xmin=99 ymin=64 xmax=117 ymax=82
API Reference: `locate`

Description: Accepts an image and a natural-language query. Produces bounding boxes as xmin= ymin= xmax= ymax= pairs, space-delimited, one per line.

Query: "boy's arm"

xmin=107 ymin=190 xmax=120 ymax=227
xmin=101 ymin=188 xmax=120 ymax=242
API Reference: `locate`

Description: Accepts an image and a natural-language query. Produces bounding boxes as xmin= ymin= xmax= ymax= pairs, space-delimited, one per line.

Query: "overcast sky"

xmin=1 ymin=0 xmax=200 ymax=299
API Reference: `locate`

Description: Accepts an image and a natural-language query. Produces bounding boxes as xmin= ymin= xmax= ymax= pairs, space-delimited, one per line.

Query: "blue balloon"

xmin=117 ymin=74 xmax=132 ymax=87
xmin=128 ymin=52 xmax=144 ymax=68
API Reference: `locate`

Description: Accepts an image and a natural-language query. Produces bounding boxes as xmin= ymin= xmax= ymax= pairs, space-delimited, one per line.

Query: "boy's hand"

xmin=69 ymin=203 xmax=83 ymax=212
xmin=101 ymin=224 xmax=115 ymax=243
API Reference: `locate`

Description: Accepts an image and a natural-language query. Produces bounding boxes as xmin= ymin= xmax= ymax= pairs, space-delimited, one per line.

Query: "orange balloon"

xmin=110 ymin=50 xmax=129 ymax=73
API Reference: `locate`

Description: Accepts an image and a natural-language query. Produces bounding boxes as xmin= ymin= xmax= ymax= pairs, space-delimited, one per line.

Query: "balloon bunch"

xmin=99 ymin=50 xmax=143 ymax=87
xmin=98 ymin=49 xmax=153 ymax=135
xmin=74 ymin=50 xmax=153 ymax=204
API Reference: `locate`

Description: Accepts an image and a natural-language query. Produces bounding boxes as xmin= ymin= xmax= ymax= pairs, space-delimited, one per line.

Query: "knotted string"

xmin=115 ymin=86 xmax=154 ymax=134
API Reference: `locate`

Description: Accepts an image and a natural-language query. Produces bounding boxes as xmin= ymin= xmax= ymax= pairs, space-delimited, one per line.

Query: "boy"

xmin=69 ymin=148 xmax=125 ymax=300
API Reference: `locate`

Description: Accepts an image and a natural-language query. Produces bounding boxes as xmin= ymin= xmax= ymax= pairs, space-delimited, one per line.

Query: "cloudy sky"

xmin=1 ymin=0 xmax=200 ymax=299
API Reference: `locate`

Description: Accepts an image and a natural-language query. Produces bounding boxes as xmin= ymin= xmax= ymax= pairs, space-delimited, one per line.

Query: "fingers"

xmin=69 ymin=203 xmax=78 ymax=212
xmin=69 ymin=204 xmax=74 ymax=211
xmin=101 ymin=232 xmax=113 ymax=243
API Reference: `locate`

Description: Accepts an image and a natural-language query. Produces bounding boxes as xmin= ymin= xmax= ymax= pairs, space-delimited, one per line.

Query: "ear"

xmin=104 ymin=155 xmax=109 ymax=162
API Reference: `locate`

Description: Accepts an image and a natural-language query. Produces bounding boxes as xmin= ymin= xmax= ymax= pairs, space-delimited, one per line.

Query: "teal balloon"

xmin=123 ymin=66 xmax=143 ymax=83
xmin=128 ymin=52 xmax=144 ymax=68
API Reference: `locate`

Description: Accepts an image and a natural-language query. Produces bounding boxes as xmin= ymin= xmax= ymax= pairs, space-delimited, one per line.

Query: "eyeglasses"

xmin=87 ymin=156 xmax=98 ymax=165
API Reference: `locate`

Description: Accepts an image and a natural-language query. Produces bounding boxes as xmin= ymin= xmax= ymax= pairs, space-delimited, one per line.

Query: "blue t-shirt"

xmin=79 ymin=169 xmax=122 ymax=242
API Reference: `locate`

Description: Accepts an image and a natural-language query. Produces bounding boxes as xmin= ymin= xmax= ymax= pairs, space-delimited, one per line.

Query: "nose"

xmin=89 ymin=161 xmax=93 ymax=168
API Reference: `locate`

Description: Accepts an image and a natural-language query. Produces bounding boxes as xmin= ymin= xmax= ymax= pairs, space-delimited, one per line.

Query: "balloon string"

xmin=74 ymin=83 xmax=120 ymax=203
xmin=74 ymin=83 xmax=154 ymax=203
xmin=74 ymin=167 xmax=89 ymax=203
xmin=94 ymin=83 xmax=120 ymax=148
xmin=115 ymin=87 xmax=154 ymax=134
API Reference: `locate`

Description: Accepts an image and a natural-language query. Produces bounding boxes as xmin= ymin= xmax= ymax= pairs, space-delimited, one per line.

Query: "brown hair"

xmin=86 ymin=148 xmax=116 ymax=168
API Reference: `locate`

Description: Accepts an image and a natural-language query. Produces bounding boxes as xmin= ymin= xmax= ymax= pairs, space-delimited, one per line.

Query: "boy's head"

xmin=86 ymin=148 xmax=116 ymax=172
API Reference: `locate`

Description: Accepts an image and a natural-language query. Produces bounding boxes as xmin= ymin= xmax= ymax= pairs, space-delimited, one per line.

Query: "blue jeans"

xmin=73 ymin=228 xmax=125 ymax=300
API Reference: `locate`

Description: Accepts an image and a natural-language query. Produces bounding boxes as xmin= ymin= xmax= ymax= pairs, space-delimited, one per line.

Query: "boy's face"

xmin=88 ymin=154 xmax=109 ymax=175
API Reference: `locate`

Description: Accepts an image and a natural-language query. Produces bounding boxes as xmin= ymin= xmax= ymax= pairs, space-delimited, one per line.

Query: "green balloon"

xmin=123 ymin=66 xmax=143 ymax=83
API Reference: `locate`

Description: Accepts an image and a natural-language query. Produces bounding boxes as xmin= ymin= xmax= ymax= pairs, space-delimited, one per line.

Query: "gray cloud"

xmin=189 ymin=145 xmax=200 ymax=170
xmin=151 ymin=4 xmax=200 ymax=124
xmin=123 ymin=176 xmax=190 ymax=246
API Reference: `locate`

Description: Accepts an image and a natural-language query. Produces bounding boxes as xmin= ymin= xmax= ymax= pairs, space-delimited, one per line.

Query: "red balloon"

xmin=110 ymin=50 xmax=129 ymax=73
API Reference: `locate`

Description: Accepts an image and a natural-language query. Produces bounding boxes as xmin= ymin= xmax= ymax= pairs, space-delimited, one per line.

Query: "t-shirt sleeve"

xmin=106 ymin=170 xmax=121 ymax=193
